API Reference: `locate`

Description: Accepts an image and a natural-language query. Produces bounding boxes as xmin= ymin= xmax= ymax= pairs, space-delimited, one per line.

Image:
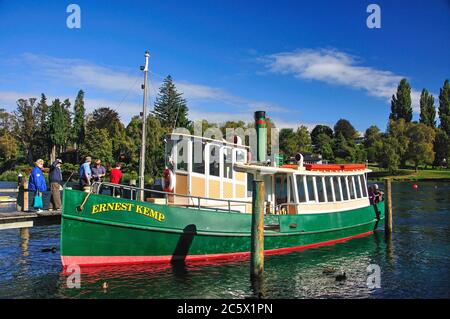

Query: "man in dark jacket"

xmin=49 ymin=159 xmax=63 ymax=210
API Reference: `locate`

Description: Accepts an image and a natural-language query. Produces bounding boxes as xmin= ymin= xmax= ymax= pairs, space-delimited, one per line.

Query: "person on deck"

xmin=91 ymin=159 xmax=106 ymax=193
xmin=28 ymin=159 xmax=47 ymax=212
xmin=373 ymin=184 xmax=384 ymax=203
xmin=79 ymin=156 xmax=92 ymax=192
xmin=49 ymin=159 xmax=63 ymax=210
xmin=110 ymin=162 xmax=123 ymax=197
xmin=368 ymin=186 xmax=375 ymax=205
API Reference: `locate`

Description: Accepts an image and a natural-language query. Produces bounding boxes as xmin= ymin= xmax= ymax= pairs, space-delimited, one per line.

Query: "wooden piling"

xmin=384 ymin=178 xmax=393 ymax=234
xmin=17 ymin=179 xmax=29 ymax=212
xmin=251 ymin=179 xmax=265 ymax=278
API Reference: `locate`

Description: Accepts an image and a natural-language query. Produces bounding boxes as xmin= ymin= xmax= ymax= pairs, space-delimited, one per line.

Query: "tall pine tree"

xmin=419 ymin=88 xmax=436 ymax=128
xmin=72 ymin=90 xmax=86 ymax=161
xmin=438 ymin=79 xmax=450 ymax=135
xmin=390 ymin=78 xmax=413 ymax=122
xmin=48 ymin=99 xmax=68 ymax=161
xmin=153 ymin=75 xmax=191 ymax=130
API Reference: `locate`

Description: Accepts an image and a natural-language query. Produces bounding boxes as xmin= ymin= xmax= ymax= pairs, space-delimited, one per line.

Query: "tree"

xmin=79 ymin=127 xmax=113 ymax=164
xmin=295 ymin=125 xmax=313 ymax=153
xmin=364 ymin=125 xmax=382 ymax=163
xmin=333 ymin=132 xmax=356 ymax=162
xmin=33 ymin=94 xmax=50 ymax=159
xmin=334 ymin=119 xmax=357 ymax=140
xmin=387 ymin=119 xmax=410 ymax=167
xmin=433 ymin=129 xmax=450 ymax=167
xmin=124 ymin=115 xmax=166 ymax=178
xmin=419 ymin=89 xmax=436 ymax=128
xmin=406 ymin=123 xmax=435 ymax=171
xmin=310 ymin=125 xmax=333 ymax=146
xmin=438 ymin=79 xmax=450 ymax=135
xmin=153 ymin=75 xmax=191 ymax=130
xmin=88 ymin=107 xmax=127 ymax=161
xmin=48 ymin=99 xmax=68 ymax=161
xmin=379 ymin=136 xmax=401 ymax=173
xmin=279 ymin=128 xmax=297 ymax=157
xmin=0 ymin=133 xmax=17 ymax=162
xmin=390 ymin=78 xmax=413 ymax=122
xmin=72 ymin=90 xmax=86 ymax=159
xmin=314 ymin=133 xmax=334 ymax=160
xmin=13 ymin=98 xmax=39 ymax=164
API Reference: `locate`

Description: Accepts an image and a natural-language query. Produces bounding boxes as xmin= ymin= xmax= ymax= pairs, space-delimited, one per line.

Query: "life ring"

xmin=162 ymin=168 xmax=175 ymax=192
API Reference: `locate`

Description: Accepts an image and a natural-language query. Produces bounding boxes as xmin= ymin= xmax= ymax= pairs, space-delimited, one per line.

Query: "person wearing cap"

xmin=28 ymin=159 xmax=47 ymax=212
xmin=79 ymin=156 xmax=92 ymax=191
xmin=49 ymin=159 xmax=63 ymax=210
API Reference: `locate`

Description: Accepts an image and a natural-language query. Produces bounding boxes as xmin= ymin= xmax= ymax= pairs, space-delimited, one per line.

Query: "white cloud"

xmin=264 ymin=48 xmax=423 ymax=112
xmin=16 ymin=53 xmax=289 ymax=116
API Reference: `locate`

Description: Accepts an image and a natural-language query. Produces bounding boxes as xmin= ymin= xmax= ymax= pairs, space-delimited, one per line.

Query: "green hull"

xmin=60 ymin=189 xmax=384 ymax=266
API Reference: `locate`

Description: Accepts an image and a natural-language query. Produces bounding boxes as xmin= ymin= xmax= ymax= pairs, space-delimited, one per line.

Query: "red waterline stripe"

xmin=61 ymin=230 xmax=374 ymax=267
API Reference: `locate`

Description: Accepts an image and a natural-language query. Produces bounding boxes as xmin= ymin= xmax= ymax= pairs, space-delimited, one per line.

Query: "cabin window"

xmin=316 ymin=176 xmax=326 ymax=202
xmin=325 ymin=176 xmax=334 ymax=202
xmin=296 ymin=175 xmax=307 ymax=202
xmin=333 ymin=177 xmax=342 ymax=201
xmin=348 ymin=176 xmax=356 ymax=199
xmin=288 ymin=175 xmax=296 ymax=203
xmin=192 ymin=140 xmax=205 ymax=174
xmin=235 ymin=149 xmax=246 ymax=163
xmin=223 ymin=147 xmax=233 ymax=179
xmin=361 ymin=175 xmax=368 ymax=197
xmin=208 ymin=144 xmax=220 ymax=177
xmin=306 ymin=176 xmax=316 ymax=202
xmin=342 ymin=176 xmax=350 ymax=200
xmin=275 ymin=174 xmax=288 ymax=205
xmin=355 ymin=175 xmax=362 ymax=198
xmin=176 ymin=139 xmax=188 ymax=172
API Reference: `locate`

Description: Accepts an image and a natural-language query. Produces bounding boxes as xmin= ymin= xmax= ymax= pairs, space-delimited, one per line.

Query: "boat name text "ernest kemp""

xmin=91 ymin=203 xmax=165 ymax=222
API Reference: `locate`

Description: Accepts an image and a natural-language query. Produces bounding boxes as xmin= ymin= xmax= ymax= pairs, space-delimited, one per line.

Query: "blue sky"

xmin=0 ymin=0 xmax=449 ymax=133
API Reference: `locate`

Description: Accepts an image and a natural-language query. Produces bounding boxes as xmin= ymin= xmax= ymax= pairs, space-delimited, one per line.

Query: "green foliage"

xmin=387 ymin=119 xmax=409 ymax=165
xmin=313 ymin=133 xmax=334 ymax=160
xmin=48 ymin=98 xmax=69 ymax=155
xmin=333 ymin=133 xmax=355 ymax=162
xmin=406 ymin=123 xmax=436 ymax=170
xmin=0 ymin=170 xmax=23 ymax=182
xmin=438 ymin=79 xmax=450 ymax=135
xmin=364 ymin=125 xmax=382 ymax=162
xmin=379 ymin=137 xmax=401 ymax=173
xmin=153 ymin=75 xmax=191 ymax=130
xmin=72 ymin=90 xmax=86 ymax=149
xmin=13 ymin=98 xmax=39 ymax=163
xmin=0 ymin=133 xmax=18 ymax=161
xmin=79 ymin=127 xmax=113 ymax=164
xmin=279 ymin=125 xmax=312 ymax=156
xmin=419 ymin=89 xmax=436 ymax=127
xmin=311 ymin=125 xmax=333 ymax=145
xmin=390 ymin=78 xmax=413 ymax=122
xmin=433 ymin=129 xmax=450 ymax=166
xmin=333 ymin=119 xmax=357 ymax=140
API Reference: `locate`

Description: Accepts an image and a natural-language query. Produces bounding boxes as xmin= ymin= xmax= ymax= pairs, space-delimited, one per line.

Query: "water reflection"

xmin=1 ymin=182 xmax=449 ymax=298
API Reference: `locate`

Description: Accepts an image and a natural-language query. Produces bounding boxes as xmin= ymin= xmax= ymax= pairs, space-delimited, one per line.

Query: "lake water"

xmin=0 ymin=182 xmax=449 ymax=298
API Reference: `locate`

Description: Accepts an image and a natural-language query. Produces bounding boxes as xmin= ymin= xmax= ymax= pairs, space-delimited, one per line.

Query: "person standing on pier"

xmin=49 ymin=159 xmax=63 ymax=210
xmin=28 ymin=159 xmax=47 ymax=212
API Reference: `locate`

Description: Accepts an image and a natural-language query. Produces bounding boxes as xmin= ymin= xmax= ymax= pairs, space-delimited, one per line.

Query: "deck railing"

xmin=89 ymin=182 xmax=252 ymax=214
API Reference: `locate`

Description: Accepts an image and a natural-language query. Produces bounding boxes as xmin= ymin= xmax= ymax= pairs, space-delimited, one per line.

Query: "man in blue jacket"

xmin=49 ymin=159 xmax=63 ymax=210
xmin=28 ymin=159 xmax=47 ymax=211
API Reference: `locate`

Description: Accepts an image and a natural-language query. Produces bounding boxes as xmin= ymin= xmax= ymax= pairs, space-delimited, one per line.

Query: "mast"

xmin=139 ymin=50 xmax=150 ymax=201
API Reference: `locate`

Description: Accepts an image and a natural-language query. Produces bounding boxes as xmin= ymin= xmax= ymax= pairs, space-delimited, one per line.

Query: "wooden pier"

xmin=0 ymin=210 xmax=61 ymax=230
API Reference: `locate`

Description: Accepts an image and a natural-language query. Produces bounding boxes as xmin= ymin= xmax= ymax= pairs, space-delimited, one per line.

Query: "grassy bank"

xmin=368 ymin=166 xmax=450 ymax=181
